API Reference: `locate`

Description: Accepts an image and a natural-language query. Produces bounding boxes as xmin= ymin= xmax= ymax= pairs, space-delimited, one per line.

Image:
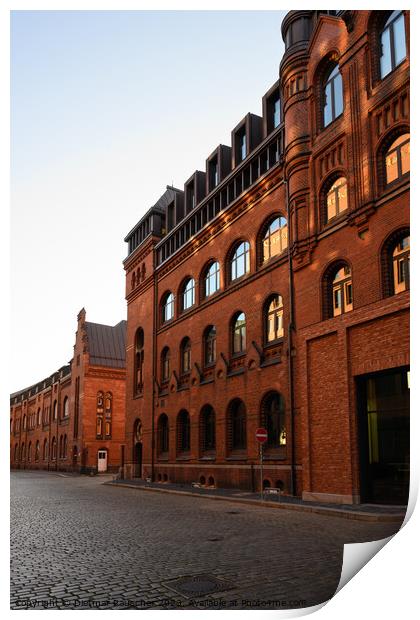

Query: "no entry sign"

xmin=255 ymin=427 xmax=268 ymax=444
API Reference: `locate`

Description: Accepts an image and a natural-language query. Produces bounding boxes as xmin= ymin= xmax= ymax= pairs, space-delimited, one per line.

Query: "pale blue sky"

xmin=11 ymin=10 xmax=286 ymax=392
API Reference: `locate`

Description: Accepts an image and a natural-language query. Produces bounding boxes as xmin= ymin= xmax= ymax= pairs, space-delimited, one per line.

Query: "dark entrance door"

xmin=134 ymin=442 xmax=142 ymax=478
xmin=358 ymin=367 xmax=409 ymax=505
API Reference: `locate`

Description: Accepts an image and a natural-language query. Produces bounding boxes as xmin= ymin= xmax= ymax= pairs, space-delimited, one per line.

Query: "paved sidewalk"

xmin=105 ymin=478 xmax=406 ymax=523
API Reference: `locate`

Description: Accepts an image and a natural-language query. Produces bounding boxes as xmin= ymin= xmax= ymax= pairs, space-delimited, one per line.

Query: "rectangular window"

xmin=386 ymin=151 xmax=399 ymax=184
xmin=394 ymin=14 xmax=406 ymax=66
xmin=324 ymin=82 xmax=333 ymax=126
xmin=401 ymin=142 xmax=410 ymax=175
xmin=333 ymin=287 xmax=342 ymax=316
xmin=209 ymin=158 xmax=218 ymax=190
xmin=380 ymin=27 xmax=392 ymax=78
xmin=274 ymin=97 xmax=281 ymax=128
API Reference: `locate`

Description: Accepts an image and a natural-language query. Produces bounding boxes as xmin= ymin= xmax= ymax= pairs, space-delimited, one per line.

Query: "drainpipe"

xmin=283 ymin=175 xmax=296 ymax=497
xmin=56 ymin=376 xmax=60 ymax=472
xmin=151 ymin=254 xmax=158 ymax=483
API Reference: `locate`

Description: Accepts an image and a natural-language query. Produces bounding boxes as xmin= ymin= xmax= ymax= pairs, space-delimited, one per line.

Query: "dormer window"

xmin=266 ymin=91 xmax=281 ymax=134
xmin=186 ymin=181 xmax=195 ymax=213
xmin=236 ymin=127 xmax=247 ymax=163
xmin=209 ymin=157 xmax=219 ymax=190
xmin=274 ymin=97 xmax=281 ymax=128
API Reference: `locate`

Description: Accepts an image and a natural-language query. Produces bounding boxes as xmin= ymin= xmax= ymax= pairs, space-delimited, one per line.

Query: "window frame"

xmin=264 ymin=295 xmax=284 ymax=344
xmin=384 ymin=134 xmax=410 ymax=186
xmin=181 ymin=278 xmax=195 ymax=312
xmin=203 ymin=325 xmax=217 ymax=367
xmin=229 ymin=241 xmax=250 ymax=283
xmin=379 ymin=11 xmax=407 ymax=80
xmin=203 ymin=261 xmax=221 ymax=298
xmin=180 ymin=337 xmax=192 ymax=375
xmin=231 ymin=312 xmax=246 ymax=356
xmin=261 ymin=215 xmax=288 ymax=264
xmin=161 ymin=292 xmax=175 ymax=324
xmin=323 ymin=64 xmax=343 ymax=128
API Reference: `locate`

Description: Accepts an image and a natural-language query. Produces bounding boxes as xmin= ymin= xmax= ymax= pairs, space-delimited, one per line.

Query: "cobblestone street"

xmin=10 ymin=471 xmax=404 ymax=610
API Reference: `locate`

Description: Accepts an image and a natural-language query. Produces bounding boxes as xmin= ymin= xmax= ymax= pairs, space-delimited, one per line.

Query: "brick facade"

xmin=10 ymin=309 xmax=127 ymax=474
xmin=122 ymin=10 xmax=409 ymax=505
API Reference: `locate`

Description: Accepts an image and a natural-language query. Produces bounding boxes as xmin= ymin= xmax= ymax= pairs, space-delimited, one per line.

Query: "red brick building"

xmin=121 ymin=10 xmax=409 ymax=505
xmin=10 ymin=309 xmax=127 ymax=474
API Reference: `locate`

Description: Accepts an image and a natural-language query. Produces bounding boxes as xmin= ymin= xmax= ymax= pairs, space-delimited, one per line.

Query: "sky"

xmin=10 ymin=9 xmax=287 ymax=392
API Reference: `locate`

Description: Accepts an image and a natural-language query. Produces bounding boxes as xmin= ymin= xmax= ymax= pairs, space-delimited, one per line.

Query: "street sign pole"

xmin=255 ymin=427 xmax=268 ymax=502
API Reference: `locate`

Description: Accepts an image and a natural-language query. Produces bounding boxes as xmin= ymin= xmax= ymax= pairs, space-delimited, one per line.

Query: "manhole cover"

xmin=163 ymin=575 xmax=234 ymax=598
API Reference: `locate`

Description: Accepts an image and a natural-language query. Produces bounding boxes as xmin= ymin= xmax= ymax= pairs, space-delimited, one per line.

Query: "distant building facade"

xmin=122 ymin=10 xmax=410 ymax=505
xmin=10 ymin=309 xmax=127 ymax=474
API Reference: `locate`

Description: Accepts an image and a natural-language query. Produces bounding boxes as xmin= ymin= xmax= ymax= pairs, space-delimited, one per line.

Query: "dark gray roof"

xmin=10 ymin=365 xmax=71 ymax=403
xmin=85 ymin=320 xmax=127 ymax=369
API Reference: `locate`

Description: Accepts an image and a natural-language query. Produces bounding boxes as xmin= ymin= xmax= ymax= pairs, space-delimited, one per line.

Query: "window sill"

xmin=227 ymin=368 xmax=246 ymax=378
xmin=176 ymin=454 xmax=191 ymax=461
xmin=260 ymin=357 xmax=281 ymax=368
xmin=157 ymin=454 xmax=169 ymax=462
xmin=226 ymin=453 xmax=247 ymax=461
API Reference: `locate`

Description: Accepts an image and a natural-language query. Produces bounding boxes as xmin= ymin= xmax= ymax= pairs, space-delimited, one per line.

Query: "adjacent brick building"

xmin=10 ymin=309 xmax=127 ymax=474
xmin=122 ymin=10 xmax=409 ymax=505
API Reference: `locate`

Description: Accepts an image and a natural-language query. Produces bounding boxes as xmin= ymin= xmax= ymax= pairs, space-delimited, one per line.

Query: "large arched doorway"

xmin=133 ymin=419 xmax=143 ymax=478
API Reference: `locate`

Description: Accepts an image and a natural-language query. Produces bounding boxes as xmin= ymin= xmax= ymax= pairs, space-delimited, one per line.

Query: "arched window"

xmin=392 ymin=235 xmax=410 ymax=294
xmin=96 ymin=417 xmax=103 ymax=438
xmin=261 ymin=392 xmax=286 ymax=449
xmin=35 ymin=440 xmax=40 ymax=461
xmin=161 ymin=347 xmax=170 ymax=383
xmin=385 ymin=134 xmax=410 ymax=185
xmin=325 ymin=176 xmax=348 ymax=221
xmin=37 ymin=408 xmax=41 ymax=426
xmin=158 ymin=414 xmax=169 ymax=454
xmin=53 ymin=400 xmax=57 ymax=421
xmin=228 ymin=399 xmax=247 ymax=451
xmin=63 ymin=397 xmax=69 ymax=418
xmin=203 ymin=325 xmax=216 ymax=367
xmin=265 ymin=295 xmax=284 ymax=343
xmin=204 ymin=262 xmax=220 ymax=298
xmin=43 ymin=439 xmax=48 ymax=461
xmin=181 ymin=278 xmax=195 ymax=311
xmin=21 ymin=442 xmax=25 ymax=461
xmin=59 ymin=435 xmax=63 ymax=459
xmin=51 ymin=437 xmax=57 ymax=460
xmin=134 ymin=328 xmax=144 ymax=396
xmin=200 ymin=405 xmax=216 ymax=453
xmin=162 ymin=292 xmax=175 ymax=323
xmin=323 ymin=262 xmax=353 ymax=318
xmin=262 ymin=216 xmax=288 ymax=262
xmin=63 ymin=435 xmax=67 ymax=459
xmin=105 ymin=392 xmax=112 ymax=414
xmin=177 ymin=410 xmax=190 ymax=454
xmin=180 ymin=337 xmax=191 ymax=375
xmin=96 ymin=391 xmax=104 ymax=412
xmin=23 ymin=415 xmax=27 ymax=431
xmin=323 ymin=64 xmax=343 ymax=127
xmin=382 ymin=230 xmax=410 ymax=297
xmin=230 ymin=241 xmax=250 ymax=282
xmin=28 ymin=442 xmax=32 ymax=462
xmin=380 ymin=11 xmax=406 ymax=79
xmin=232 ymin=312 xmax=246 ymax=355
